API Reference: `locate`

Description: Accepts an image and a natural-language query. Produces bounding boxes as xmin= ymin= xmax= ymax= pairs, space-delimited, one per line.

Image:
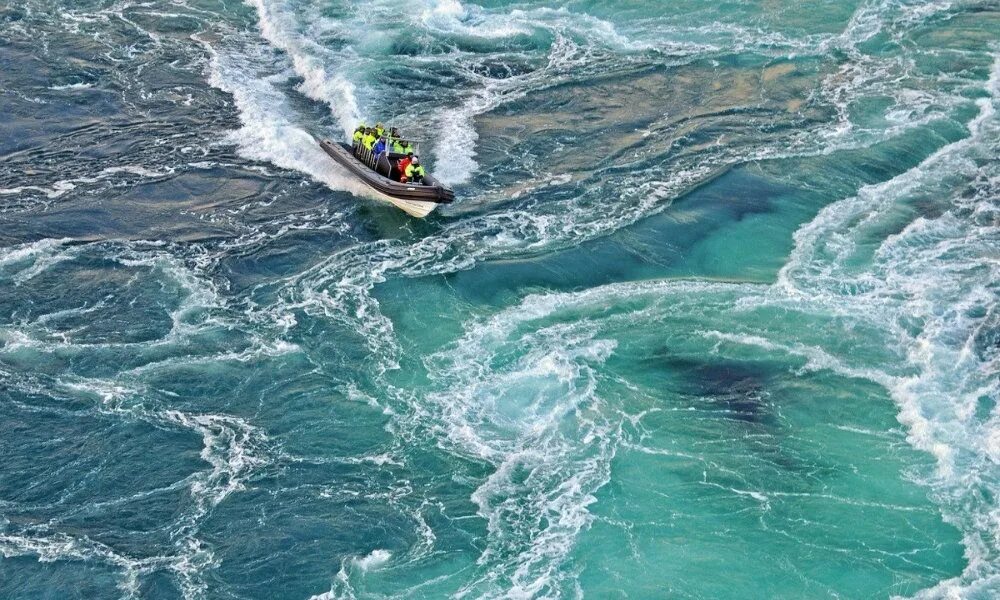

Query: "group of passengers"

xmin=352 ymin=122 xmax=425 ymax=184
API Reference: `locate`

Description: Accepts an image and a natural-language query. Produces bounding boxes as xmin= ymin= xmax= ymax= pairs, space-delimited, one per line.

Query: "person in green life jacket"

xmin=352 ymin=124 xmax=365 ymax=146
xmin=403 ymin=156 xmax=425 ymax=184
xmin=374 ymin=123 xmax=385 ymax=138
xmin=387 ymin=127 xmax=401 ymax=151
xmin=394 ymin=139 xmax=415 ymax=155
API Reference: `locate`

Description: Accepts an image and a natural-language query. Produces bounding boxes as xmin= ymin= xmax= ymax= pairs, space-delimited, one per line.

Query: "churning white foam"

xmin=353 ymin=549 xmax=392 ymax=571
xmin=198 ymin=34 xmax=368 ymax=198
xmin=415 ymin=53 xmax=1000 ymax=597
xmin=242 ymin=0 xmax=360 ymax=137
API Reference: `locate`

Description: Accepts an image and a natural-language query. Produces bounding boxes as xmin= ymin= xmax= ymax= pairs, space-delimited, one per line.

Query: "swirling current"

xmin=0 ymin=0 xmax=998 ymax=598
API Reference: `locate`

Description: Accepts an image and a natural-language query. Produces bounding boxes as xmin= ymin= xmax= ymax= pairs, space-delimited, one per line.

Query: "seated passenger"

xmin=373 ymin=136 xmax=388 ymax=156
xmin=392 ymin=138 xmax=407 ymax=154
xmin=398 ymin=140 xmax=415 ymax=155
xmin=362 ymin=128 xmax=376 ymax=151
xmin=352 ymin=125 xmax=365 ymax=146
xmin=398 ymin=152 xmax=413 ymax=181
xmin=374 ymin=123 xmax=385 ymax=138
xmin=404 ymin=157 xmax=426 ymax=184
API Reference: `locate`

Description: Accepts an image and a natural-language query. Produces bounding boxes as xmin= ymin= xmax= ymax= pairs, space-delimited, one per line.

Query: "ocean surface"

xmin=1 ymin=0 xmax=998 ymax=598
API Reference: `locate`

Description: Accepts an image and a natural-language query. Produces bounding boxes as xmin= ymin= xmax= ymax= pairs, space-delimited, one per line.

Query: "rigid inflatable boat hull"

xmin=319 ymin=139 xmax=454 ymax=218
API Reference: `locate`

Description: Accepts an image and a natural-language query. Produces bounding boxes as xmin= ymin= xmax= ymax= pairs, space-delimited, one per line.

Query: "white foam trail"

xmin=242 ymin=0 xmax=360 ymax=137
xmin=198 ymin=34 xmax=368 ymax=198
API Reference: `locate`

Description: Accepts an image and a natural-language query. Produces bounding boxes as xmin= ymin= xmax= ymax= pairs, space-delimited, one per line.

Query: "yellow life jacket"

xmin=353 ymin=130 xmax=364 ymax=143
xmin=362 ymin=134 xmax=376 ymax=150
xmin=405 ymin=164 xmax=425 ymax=177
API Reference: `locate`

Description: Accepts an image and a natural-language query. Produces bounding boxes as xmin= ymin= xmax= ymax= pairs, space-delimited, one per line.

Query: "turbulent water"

xmin=1 ymin=0 xmax=998 ymax=598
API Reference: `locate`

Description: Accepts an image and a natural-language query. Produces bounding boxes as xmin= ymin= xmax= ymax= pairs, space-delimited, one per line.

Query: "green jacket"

xmin=353 ymin=130 xmax=364 ymax=143
xmin=391 ymin=139 xmax=405 ymax=153
xmin=405 ymin=164 xmax=425 ymax=178
xmin=399 ymin=143 xmax=414 ymax=155
xmin=362 ymin=134 xmax=376 ymax=150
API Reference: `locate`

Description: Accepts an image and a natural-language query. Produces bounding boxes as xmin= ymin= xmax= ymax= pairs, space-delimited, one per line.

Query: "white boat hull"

xmin=366 ymin=188 xmax=440 ymax=218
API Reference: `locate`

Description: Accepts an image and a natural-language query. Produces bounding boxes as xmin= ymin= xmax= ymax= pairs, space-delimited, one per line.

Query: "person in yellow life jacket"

xmin=352 ymin=125 xmax=365 ymax=146
xmin=374 ymin=123 xmax=385 ymax=138
xmin=403 ymin=157 xmax=426 ymax=184
xmin=362 ymin=128 xmax=377 ymax=151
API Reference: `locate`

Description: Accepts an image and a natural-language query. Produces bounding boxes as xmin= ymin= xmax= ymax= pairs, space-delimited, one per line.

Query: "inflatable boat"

xmin=319 ymin=139 xmax=454 ymax=218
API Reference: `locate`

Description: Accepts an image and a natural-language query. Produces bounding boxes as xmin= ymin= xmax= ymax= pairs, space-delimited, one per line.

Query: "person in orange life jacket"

xmin=398 ymin=152 xmax=414 ymax=182
xmin=404 ymin=156 xmax=426 ymax=184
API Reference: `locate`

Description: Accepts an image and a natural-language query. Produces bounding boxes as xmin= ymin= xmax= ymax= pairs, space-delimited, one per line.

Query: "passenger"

xmin=392 ymin=138 xmax=407 ymax=154
xmin=398 ymin=139 xmax=415 ymax=155
xmin=404 ymin=157 xmax=426 ymax=184
xmin=398 ymin=152 xmax=413 ymax=181
xmin=362 ymin=128 xmax=377 ymax=151
xmin=352 ymin=125 xmax=365 ymax=146
xmin=373 ymin=136 xmax=389 ymax=157
xmin=375 ymin=122 xmax=385 ymax=138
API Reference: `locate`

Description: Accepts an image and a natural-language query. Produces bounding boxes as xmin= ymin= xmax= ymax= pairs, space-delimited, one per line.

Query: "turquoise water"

xmin=1 ymin=0 xmax=998 ymax=598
